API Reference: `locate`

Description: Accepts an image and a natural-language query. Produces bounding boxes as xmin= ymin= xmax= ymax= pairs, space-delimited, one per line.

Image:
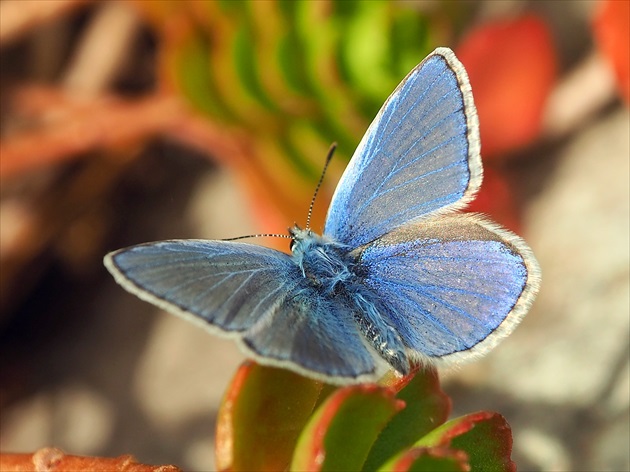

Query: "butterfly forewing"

xmin=105 ymin=240 xmax=301 ymax=332
xmin=325 ymin=48 xmax=481 ymax=248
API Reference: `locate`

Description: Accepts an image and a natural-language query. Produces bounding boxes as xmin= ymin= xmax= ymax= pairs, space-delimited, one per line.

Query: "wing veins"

xmin=377 ymin=278 xmax=486 ymax=331
xmin=381 ymin=102 xmax=463 ymax=179
xmin=246 ymin=282 xmax=289 ymax=319
xmin=189 ymin=271 xmax=255 ymax=308
xmin=160 ymin=264 xmax=275 ymax=300
xmin=367 ymin=157 xmax=461 ymax=204
xmin=410 ymin=253 xmax=519 ymax=264
xmin=116 ymin=254 xmax=280 ymax=272
xmin=129 ymin=263 xmax=274 ymax=282
xmin=420 ymin=283 xmax=503 ymax=304
xmin=352 ymin=97 xmax=463 ymax=222
xmin=369 ymin=68 xmax=452 ymax=165
xmin=366 ymin=266 xmax=503 ymax=303
xmin=372 ymin=279 xmax=455 ymax=336
xmin=366 ymin=79 xmax=457 ymax=185
xmin=162 ymin=271 xmax=239 ymax=298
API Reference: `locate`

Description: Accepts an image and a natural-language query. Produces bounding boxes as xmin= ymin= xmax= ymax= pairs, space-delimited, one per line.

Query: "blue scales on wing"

xmin=105 ymin=240 xmax=378 ymax=380
xmin=242 ymin=287 xmax=379 ymax=380
xmin=352 ymin=215 xmax=536 ymax=361
xmin=325 ymin=48 xmax=481 ymax=248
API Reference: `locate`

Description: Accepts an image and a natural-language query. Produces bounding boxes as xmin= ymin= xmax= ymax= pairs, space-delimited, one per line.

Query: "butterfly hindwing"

xmin=352 ymin=214 xmax=540 ymax=362
xmin=242 ymin=287 xmax=381 ymax=382
xmin=325 ymin=48 xmax=482 ymax=248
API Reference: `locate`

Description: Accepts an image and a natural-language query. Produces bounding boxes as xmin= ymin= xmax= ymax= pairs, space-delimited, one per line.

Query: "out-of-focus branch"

xmin=0 ymin=448 xmax=181 ymax=472
xmin=1 ymin=89 xmax=175 ymax=178
xmin=0 ymin=83 xmax=285 ymax=225
xmin=0 ymin=0 xmax=89 ymax=46
xmin=63 ymin=1 xmax=141 ymax=95
xmin=0 ymin=88 xmax=249 ymax=180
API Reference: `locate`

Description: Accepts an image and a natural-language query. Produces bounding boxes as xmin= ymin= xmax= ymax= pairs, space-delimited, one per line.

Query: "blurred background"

xmin=0 ymin=0 xmax=628 ymax=470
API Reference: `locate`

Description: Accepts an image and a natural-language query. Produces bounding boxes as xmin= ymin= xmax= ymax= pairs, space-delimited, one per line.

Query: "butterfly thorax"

xmin=289 ymin=226 xmax=355 ymax=293
xmin=290 ymin=226 xmax=411 ymax=375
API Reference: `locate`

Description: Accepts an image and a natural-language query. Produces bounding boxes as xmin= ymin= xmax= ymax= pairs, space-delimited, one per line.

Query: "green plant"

xmin=216 ymin=362 xmax=515 ymax=471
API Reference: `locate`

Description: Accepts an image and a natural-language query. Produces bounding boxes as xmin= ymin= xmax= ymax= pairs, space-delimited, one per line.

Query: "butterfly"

xmin=104 ymin=47 xmax=540 ymax=385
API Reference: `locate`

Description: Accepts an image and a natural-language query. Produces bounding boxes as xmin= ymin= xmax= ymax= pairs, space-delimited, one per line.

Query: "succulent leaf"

xmin=290 ymin=384 xmax=404 ymax=472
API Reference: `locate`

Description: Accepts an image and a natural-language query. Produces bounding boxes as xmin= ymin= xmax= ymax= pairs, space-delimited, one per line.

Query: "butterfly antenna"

xmin=306 ymin=142 xmax=337 ymax=230
xmin=222 ymin=233 xmax=292 ymax=242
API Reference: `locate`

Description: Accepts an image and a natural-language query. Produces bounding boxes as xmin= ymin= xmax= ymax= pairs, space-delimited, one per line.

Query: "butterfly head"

xmin=288 ymin=224 xmax=313 ymax=253
xmin=288 ymin=224 xmax=356 ymax=292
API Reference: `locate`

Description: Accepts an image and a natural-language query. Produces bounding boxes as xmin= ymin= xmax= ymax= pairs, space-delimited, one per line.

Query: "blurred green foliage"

xmin=166 ymin=0 xmax=437 ymax=181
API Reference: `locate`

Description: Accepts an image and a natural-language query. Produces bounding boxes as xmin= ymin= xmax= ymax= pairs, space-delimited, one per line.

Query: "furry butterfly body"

xmin=105 ymin=48 xmax=540 ymax=384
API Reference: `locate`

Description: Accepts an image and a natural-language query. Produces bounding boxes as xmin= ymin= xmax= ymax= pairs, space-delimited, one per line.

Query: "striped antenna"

xmin=222 ymin=233 xmax=292 ymax=242
xmin=223 ymin=142 xmax=337 ymax=241
xmin=306 ymin=142 xmax=337 ymax=230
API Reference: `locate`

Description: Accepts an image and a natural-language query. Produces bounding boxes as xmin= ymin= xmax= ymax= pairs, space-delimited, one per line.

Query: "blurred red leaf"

xmin=380 ymin=447 xmax=469 ymax=472
xmin=593 ymin=0 xmax=630 ymax=104
xmin=417 ymin=411 xmax=516 ymax=472
xmin=457 ymin=14 xmax=557 ymax=158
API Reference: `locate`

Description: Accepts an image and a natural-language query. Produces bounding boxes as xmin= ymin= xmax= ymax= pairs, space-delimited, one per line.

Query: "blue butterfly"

xmin=104 ymin=48 xmax=540 ymax=385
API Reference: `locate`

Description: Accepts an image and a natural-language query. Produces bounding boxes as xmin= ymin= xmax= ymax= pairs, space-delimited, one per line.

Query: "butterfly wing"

xmin=325 ymin=47 xmax=481 ymax=248
xmin=105 ymin=240 xmax=379 ymax=383
xmin=352 ymin=214 xmax=540 ymax=362
xmin=241 ymin=286 xmax=385 ymax=383
xmin=105 ymin=240 xmax=297 ymax=333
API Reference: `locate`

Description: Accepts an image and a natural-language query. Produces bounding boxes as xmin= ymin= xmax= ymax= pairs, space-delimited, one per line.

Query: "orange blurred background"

xmin=1 ymin=1 xmax=628 ymax=470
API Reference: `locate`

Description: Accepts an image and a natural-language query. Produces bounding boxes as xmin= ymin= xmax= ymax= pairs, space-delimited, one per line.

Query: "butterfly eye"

xmin=290 ymin=239 xmax=296 ymax=251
